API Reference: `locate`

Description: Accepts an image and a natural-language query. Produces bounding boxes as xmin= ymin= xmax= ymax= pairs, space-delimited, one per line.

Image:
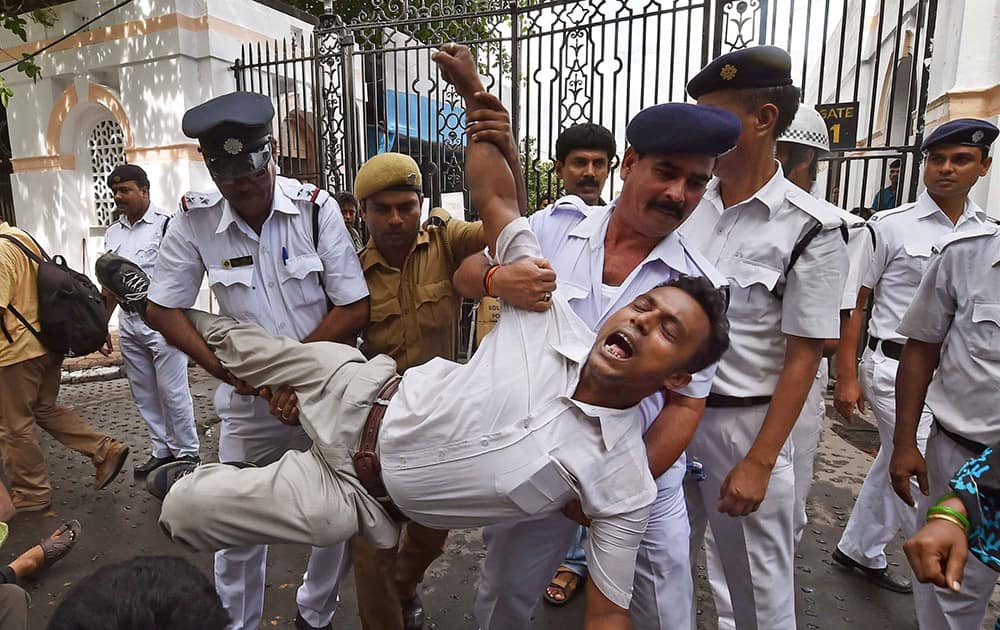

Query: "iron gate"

xmin=235 ymin=0 xmax=937 ymax=215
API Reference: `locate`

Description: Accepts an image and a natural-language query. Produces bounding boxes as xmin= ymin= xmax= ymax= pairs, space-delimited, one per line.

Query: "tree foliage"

xmin=0 ymin=5 xmax=57 ymax=105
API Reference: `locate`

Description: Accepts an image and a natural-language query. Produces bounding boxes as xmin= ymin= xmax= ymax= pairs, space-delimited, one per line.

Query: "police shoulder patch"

xmin=869 ymin=202 xmax=916 ymax=223
xmin=179 ymin=190 xmax=222 ymax=213
xmin=932 ymin=225 xmax=999 ymax=254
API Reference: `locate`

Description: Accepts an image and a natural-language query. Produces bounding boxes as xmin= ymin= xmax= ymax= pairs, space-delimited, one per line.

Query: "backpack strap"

xmin=161 ymin=215 xmax=171 ymax=238
xmin=0 ymin=233 xmax=45 ymax=266
xmin=308 ymin=189 xmax=333 ymax=308
xmin=0 ymin=234 xmax=46 ymax=345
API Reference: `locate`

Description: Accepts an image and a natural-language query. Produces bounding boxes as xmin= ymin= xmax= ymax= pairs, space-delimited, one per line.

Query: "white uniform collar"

xmin=215 ymin=183 xmax=302 ymax=235
xmin=117 ymin=206 xmax=157 ymax=229
xmin=567 ymin=200 xmax=691 ymax=273
xmin=914 ymin=190 xmax=987 ymax=223
xmin=702 ymin=161 xmax=788 ymax=218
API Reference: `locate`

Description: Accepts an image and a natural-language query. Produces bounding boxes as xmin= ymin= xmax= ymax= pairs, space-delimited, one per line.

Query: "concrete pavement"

xmin=3 ymin=369 xmax=998 ymax=628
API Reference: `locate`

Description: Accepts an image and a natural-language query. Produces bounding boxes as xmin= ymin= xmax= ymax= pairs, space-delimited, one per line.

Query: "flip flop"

xmin=40 ymin=520 xmax=81 ymax=569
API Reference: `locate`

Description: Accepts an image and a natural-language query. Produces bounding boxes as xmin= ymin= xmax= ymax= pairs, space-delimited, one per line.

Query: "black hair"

xmin=555 ymin=123 xmax=617 ymax=163
xmin=334 ymin=191 xmax=358 ymax=208
xmin=779 ymin=142 xmax=819 ymax=181
xmin=738 ymin=84 xmax=801 ymax=138
xmin=890 ymin=158 xmax=902 ymax=169
xmin=657 ymin=275 xmax=730 ymax=374
xmin=47 ymin=556 xmax=230 ymax=630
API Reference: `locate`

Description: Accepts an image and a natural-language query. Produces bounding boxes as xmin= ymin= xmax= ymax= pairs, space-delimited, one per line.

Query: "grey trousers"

xmin=159 ymin=310 xmax=400 ymax=553
xmin=0 ymin=584 xmax=28 ymax=630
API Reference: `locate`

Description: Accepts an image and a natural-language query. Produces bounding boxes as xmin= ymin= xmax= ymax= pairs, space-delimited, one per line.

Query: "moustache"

xmin=650 ymin=201 xmax=684 ymax=217
xmin=578 ymin=177 xmax=600 ymax=187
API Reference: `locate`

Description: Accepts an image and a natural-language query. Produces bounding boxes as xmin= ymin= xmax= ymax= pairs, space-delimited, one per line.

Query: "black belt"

xmin=867 ymin=336 xmax=904 ymax=361
xmin=936 ymin=420 xmax=988 ymax=456
xmin=706 ymin=393 xmax=772 ymax=408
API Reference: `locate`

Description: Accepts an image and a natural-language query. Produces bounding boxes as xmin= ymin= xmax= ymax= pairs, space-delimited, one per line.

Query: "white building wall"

xmin=2 ymin=0 xmax=315 ymax=306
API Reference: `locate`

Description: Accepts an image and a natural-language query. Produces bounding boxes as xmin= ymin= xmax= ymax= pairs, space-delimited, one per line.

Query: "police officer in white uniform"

xmin=888 ymin=118 xmax=998 ymax=630
xmin=454 ymin=102 xmax=740 ymax=630
xmin=775 ymin=106 xmax=871 ymax=544
xmin=101 ymin=164 xmax=200 ymax=475
xmin=833 ymin=119 xmax=996 ymax=595
xmin=145 ymin=92 xmax=370 ymax=630
xmin=680 ymin=46 xmax=849 ymax=629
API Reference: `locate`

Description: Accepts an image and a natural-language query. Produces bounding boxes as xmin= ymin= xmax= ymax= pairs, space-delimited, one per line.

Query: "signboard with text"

xmin=815 ymin=101 xmax=860 ymax=150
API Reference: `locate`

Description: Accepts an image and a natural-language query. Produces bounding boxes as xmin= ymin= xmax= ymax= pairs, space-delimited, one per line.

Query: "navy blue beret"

xmin=626 ymin=103 xmax=741 ymax=156
xmin=107 ymin=164 xmax=148 ymax=188
xmin=182 ymin=92 xmax=274 ymax=156
xmin=921 ymin=118 xmax=998 ymax=152
xmin=687 ymin=46 xmax=793 ymax=99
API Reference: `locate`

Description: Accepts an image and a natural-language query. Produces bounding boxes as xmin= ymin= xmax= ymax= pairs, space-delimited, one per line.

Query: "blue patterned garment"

xmin=950 ymin=447 xmax=1000 ymax=630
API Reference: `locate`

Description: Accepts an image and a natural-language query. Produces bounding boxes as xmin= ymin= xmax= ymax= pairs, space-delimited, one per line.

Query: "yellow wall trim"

xmin=925 ymin=85 xmax=1000 ymax=128
xmin=11 ymin=154 xmax=76 ymax=172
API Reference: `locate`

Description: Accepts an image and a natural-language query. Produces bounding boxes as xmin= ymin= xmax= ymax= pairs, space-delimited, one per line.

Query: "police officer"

xmin=775 ymin=106 xmax=872 ymax=545
xmin=833 ymin=119 xmax=997 ymax=595
xmin=145 ymin=92 xmax=370 ymax=630
xmin=455 ymin=100 xmax=739 ymax=629
xmin=887 ymin=118 xmax=998 ymax=629
xmin=680 ymin=46 xmax=848 ymax=628
xmin=101 ymin=164 xmax=200 ymax=475
xmin=349 ymin=153 xmax=488 ymax=630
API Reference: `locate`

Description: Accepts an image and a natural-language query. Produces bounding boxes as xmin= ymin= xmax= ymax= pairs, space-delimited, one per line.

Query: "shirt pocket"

xmin=280 ymin=253 xmax=326 ymax=309
xmin=495 ymin=456 xmax=575 ymax=516
xmin=901 ymin=241 xmax=933 ymax=284
xmin=413 ymin=278 xmax=456 ymax=331
xmin=362 ymin=296 xmax=403 ymax=359
xmin=207 ymin=265 xmax=255 ymax=320
xmin=717 ymin=256 xmax=781 ymax=316
xmin=969 ymin=302 xmax=1000 ymax=360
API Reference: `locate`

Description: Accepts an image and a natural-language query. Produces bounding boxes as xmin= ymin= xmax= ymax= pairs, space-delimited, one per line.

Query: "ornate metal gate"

xmin=235 ymin=0 xmax=937 ymax=215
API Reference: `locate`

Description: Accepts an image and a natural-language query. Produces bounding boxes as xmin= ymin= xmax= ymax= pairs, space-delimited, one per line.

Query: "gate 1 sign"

xmin=815 ymin=102 xmax=860 ymax=150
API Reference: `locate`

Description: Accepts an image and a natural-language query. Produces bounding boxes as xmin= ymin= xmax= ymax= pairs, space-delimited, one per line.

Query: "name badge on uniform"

xmin=221 ymin=255 xmax=253 ymax=269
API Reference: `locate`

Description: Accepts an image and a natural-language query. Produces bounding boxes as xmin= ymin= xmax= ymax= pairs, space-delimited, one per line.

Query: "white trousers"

xmin=836 ymin=348 xmax=932 ymax=570
xmin=118 ymin=313 xmax=199 ymax=457
xmin=710 ymin=363 xmax=830 ymax=630
xmin=792 ymin=360 xmax=829 ymax=546
xmin=474 ymin=459 xmax=693 ymax=630
xmin=211 ymin=340 xmax=356 ymax=630
xmin=913 ymin=429 xmax=998 ymax=630
xmin=685 ymin=404 xmax=796 ymax=630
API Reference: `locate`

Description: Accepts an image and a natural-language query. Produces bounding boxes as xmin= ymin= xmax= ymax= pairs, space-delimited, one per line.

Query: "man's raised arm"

xmin=433 ymin=44 xmax=519 ymax=253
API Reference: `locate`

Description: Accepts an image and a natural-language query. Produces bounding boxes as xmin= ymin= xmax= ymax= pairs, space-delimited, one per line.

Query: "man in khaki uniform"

xmin=351 ymin=152 xmax=487 ymax=630
xmin=0 ymin=221 xmax=130 ymax=513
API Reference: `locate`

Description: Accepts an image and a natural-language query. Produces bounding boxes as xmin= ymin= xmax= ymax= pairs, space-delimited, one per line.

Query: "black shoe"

xmin=295 ymin=612 xmax=331 ymax=630
xmin=95 ymin=252 xmax=150 ymax=321
xmin=832 ymin=548 xmax=913 ymax=593
xmin=145 ymin=460 xmax=199 ymax=501
xmin=134 ymin=454 xmax=177 ymax=477
xmin=401 ymin=594 xmax=425 ymax=630
xmin=174 ymin=454 xmax=201 ymax=465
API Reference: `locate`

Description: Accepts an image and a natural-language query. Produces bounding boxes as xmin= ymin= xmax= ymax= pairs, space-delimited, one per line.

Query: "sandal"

xmin=543 ymin=568 xmax=582 ymax=606
xmin=40 ymin=520 xmax=81 ymax=569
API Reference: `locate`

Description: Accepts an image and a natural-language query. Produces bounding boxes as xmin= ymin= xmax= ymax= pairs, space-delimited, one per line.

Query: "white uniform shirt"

xmin=104 ymin=205 xmax=171 ymax=281
xmin=864 ymin=191 xmax=989 ymax=343
xmin=835 ymin=207 xmax=873 ymax=310
xmin=381 ymin=217 xmax=656 ymax=609
xmin=680 ymin=166 xmax=848 ymax=396
xmin=529 ymin=198 xmax=727 ymax=403
xmin=148 ymin=176 xmax=369 ymax=340
xmin=896 ymin=225 xmax=1000 ymax=445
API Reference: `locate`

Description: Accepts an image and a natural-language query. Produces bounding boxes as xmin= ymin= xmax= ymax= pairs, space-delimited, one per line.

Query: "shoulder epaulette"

xmin=424 ymin=207 xmax=452 ymax=229
xmin=280 ymin=179 xmax=330 ymax=208
xmin=869 ymin=202 xmax=916 ymax=223
xmin=549 ymin=194 xmax=592 ymax=218
xmin=784 ymin=187 xmax=844 ymax=230
xmin=986 ymin=215 xmax=1000 ymax=226
xmin=932 ymin=225 xmax=999 ymax=254
xmin=179 ymin=191 xmax=222 ymax=213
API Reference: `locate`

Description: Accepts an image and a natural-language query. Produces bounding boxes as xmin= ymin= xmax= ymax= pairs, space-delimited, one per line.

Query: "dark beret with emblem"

xmin=106 ymin=164 xmax=149 ymax=188
xmin=687 ymin=46 xmax=793 ymax=99
xmin=626 ymin=103 xmax=741 ymax=157
xmin=354 ymin=153 xmax=423 ymax=201
xmin=921 ymin=118 xmax=999 ymax=152
xmin=182 ymin=92 xmax=275 ymax=179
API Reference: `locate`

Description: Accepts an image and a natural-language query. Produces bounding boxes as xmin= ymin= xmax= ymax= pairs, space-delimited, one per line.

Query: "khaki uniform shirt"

xmin=359 ymin=210 xmax=484 ymax=372
xmin=0 ymin=222 xmax=46 ymax=367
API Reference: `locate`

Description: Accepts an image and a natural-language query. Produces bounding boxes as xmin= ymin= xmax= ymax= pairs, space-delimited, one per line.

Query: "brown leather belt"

xmin=352 ymin=375 xmax=408 ymax=523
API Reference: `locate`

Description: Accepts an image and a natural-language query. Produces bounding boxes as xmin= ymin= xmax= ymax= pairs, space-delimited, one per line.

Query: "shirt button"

xmin=262 ymin=247 xmax=269 ymax=255
xmin=279 ymin=323 xmax=286 ymax=330
xmin=716 ymin=227 xmax=724 ymax=234
xmin=268 ymin=281 xmax=275 ymax=289
xmin=480 ymin=438 xmax=489 ymax=446
xmin=522 ymin=419 xmax=530 ymax=428
xmin=438 ymin=450 xmax=446 ymax=459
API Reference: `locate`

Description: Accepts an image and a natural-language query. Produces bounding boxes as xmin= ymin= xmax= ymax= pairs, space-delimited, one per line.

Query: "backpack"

xmin=0 ymin=232 xmax=107 ymax=357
